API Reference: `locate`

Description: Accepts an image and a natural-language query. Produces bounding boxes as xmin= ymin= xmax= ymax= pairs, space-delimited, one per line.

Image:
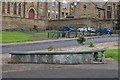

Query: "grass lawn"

xmin=104 ymin=49 xmax=119 ymax=63
xmin=35 ymin=32 xmax=62 ymax=37
xmin=1 ymin=31 xmax=60 ymax=43
xmin=1 ymin=32 xmax=33 ymax=43
xmin=35 ymin=32 xmax=48 ymax=36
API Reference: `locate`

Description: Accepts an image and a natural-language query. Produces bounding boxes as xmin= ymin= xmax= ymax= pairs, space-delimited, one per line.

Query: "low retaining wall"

xmin=9 ymin=49 xmax=106 ymax=64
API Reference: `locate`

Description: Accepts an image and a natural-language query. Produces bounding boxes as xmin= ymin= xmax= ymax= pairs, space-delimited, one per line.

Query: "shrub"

xmin=77 ymin=35 xmax=86 ymax=44
xmin=88 ymin=41 xmax=94 ymax=47
xmin=48 ymin=45 xmax=54 ymax=51
xmin=33 ymin=25 xmax=39 ymax=32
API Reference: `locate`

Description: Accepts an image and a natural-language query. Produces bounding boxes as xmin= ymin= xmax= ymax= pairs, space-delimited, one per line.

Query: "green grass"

xmin=35 ymin=32 xmax=48 ymax=36
xmin=105 ymin=49 xmax=119 ymax=63
xmin=1 ymin=32 xmax=32 ymax=43
xmin=101 ymin=49 xmax=119 ymax=63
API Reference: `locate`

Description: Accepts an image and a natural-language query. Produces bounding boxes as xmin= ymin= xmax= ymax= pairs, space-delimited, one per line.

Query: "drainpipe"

xmin=113 ymin=3 xmax=116 ymax=34
xmin=58 ymin=1 xmax=61 ymax=19
xmin=117 ymin=3 xmax=120 ymax=34
xmin=37 ymin=2 xmax=39 ymax=19
xmin=23 ymin=1 xmax=26 ymax=18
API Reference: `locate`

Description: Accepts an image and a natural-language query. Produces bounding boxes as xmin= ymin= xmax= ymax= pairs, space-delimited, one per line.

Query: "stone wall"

xmin=2 ymin=16 xmax=47 ymax=31
xmin=2 ymin=16 xmax=114 ymax=31
xmin=48 ymin=18 xmax=114 ymax=29
xmin=48 ymin=18 xmax=96 ymax=27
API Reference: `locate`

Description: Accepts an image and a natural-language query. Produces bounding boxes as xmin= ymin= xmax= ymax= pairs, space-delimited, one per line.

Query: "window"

xmin=55 ymin=1 xmax=58 ymax=9
xmin=66 ymin=13 xmax=68 ymax=16
xmin=62 ymin=12 xmax=64 ymax=18
xmin=98 ymin=10 xmax=101 ymax=18
xmin=14 ymin=2 xmax=17 ymax=14
xmin=98 ymin=12 xmax=101 ymax=18
xmin=56 ymin=12 xmax=58 ymax=18
xmin=40 ymin=2 xmax=42 ymax=7
xmin=2 ymin=2 xmax=5 ymax=13
xmin=83 ymin=5 xmax=87 ymax=9
xmin=48 ymin=2 xmax=50 ymax=7
xmin=107 ymin=6 xmax=112 ymax=10
xmin=40 ymin=9 xmax=43 ymax=16
xmin=40 ymin=0 xmax=42 ymax=7
xmin=48 ymin=12 xmax=50 ymax=18
xmin=7 ymin=2 xmax=10 ymax=14
xmin=18 ymin=3 xmax=21 ymax=15
xmin=52 ymin=11 xmax=54 ymax=18
xmin=107 ymin=6 xmax=112 ymax=19
xmin=56 ymin=15 xmax=58 ymax=18
xmin=62 ymin=0 xmax=68 ymax=9
xmin=52 ymin=2 xmax=54 ymax=6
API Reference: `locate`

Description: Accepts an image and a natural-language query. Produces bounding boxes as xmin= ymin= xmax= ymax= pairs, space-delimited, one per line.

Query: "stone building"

xmin=71 ymin=1 xmax=118 ymax=29
xmin=2 ymin=1 xmax=71 ymax=30
xmin=1 ymin=1 xmax=119 ymax=31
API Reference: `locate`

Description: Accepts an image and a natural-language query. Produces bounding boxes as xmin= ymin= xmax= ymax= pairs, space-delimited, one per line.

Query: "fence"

xmin=47 ymin=31 xmax=101 ymax=39
xmin=48 ymin=31 xmax=78 ymax=39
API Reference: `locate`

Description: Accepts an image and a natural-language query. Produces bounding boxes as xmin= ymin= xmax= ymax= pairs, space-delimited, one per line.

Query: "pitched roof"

xmin=93 ymin=2 xmax=106 ymax=8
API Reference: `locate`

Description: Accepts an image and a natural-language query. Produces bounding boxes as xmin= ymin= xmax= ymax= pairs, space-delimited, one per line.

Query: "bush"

xmin=77 ymin=35 xmax=86 ymax=44
xmin=48 ymin=45 xmax=54 ymax=51
xmin=88 ymin=41 xmax=94 ymax=47
xmin=33 ymin=25 xmax=39 ymax=32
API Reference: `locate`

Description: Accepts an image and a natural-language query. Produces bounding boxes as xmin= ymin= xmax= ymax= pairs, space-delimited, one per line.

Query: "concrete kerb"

xmin=2 ymin=34 xmax=118 ymax=47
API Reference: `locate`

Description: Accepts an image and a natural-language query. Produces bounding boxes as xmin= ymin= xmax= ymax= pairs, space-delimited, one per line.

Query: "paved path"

xmin=2 ymin=36 xmax=118 ymax=54
xmin=3 ymin=69 xmax=118 ymax=78
xmin=2 ymin=58 xmax=118 ymax=78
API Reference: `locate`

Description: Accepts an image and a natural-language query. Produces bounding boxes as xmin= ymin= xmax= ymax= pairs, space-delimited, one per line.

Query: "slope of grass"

xmin=1 ymin=32 xmax=32 ymax=43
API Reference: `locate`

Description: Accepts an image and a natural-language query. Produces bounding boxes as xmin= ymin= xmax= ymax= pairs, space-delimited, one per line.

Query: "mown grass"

xmin=35 ymin=32 xmax=48 ymax=36
xmin=1 ymin=31 xmax=60 ymax=43
xmin=106 ymin=49 xmax=119 ymax=63
xmin=1 ymin=32 xmax=32 ymax=43
xmin=101 ymin=49 xmax=119 ymax=63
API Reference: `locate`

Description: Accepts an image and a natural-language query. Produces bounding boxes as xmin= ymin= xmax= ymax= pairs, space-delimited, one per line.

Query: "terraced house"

xmin=1 ymin=0 xmax=120 ymax=33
